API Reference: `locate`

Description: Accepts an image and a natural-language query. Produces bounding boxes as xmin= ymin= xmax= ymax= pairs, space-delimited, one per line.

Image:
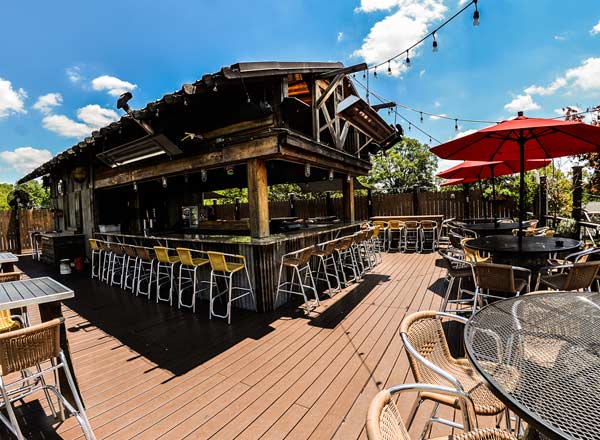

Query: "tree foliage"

xmin=0 ymin=181 xmax=51 ymax=209
xmin=363 ymin=137 xmax=438 ymax=193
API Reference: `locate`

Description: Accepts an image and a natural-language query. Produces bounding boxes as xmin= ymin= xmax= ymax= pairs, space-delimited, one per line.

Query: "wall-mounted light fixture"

xmin=201 ymin=169 xmax=207 ymax=183
xmin=305 ymin=163 xmax=311 ymax=178
xmin=162 ymin=176 xmax=168 ymax=188
xmin=328 ymin=169 xmax=334 ymax=181
xmin=133 ymin=181 xmax=138 ymax=192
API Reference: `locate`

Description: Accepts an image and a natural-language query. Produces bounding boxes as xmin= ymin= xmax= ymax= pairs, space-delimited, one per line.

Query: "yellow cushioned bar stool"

xmin=88 ymin=239 xmax=102 ymax=280
xmin=387 ymin=220 xmax=405 ymax=251
xmin=0 ymin=272 xmax=27 ymax=330
xmin=207 ymin=251 xmax=255 ymax=324
xmin=98 ymin=240 xmax=112 ymax=283
xmin=121 ymin=244 xmax=138 ymax=292
xmin=372 ymin=221 xmax=389 ymax=251
xmin=135 ymin=246 xmax=155 ymax=299
xmin=176 ymin=248 xmax=210 ymax=313
xmin=154 ymin=246 xmax=180 ymax=306
xmin=109 ymin=243 xmax=127 ymax=288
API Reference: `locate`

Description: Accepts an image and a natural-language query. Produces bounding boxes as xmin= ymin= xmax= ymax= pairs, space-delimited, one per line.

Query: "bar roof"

xmin=18 ymin=61 xmax=348 ymax=184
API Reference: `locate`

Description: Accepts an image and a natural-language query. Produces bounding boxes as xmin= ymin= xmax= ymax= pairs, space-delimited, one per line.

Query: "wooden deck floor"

xmin=9 ymin=251 xmax=472 ymax=439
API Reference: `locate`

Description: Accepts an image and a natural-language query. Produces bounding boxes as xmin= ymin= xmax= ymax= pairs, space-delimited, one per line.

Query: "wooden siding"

xmin=0 ymin=209 xmax=54 ymax=252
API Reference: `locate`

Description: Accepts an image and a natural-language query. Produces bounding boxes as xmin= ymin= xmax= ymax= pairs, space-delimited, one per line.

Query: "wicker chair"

xmin=461 ymin=238 xmax=490 ymax=263
xmin=0 ymin=272 xmax=26 ymax=333
xmin=366 ymin=383 xmax=517 ymax=440
xmin=472 ymin=263 xmax=531 ymax=311
xmin=438 ymin=250 xmax=476 ymax=314
xmin=0 ymin=319 xmax=95 ymax=439
xmin=535 ymin=261 xmax=600 ymax=291
xmin=400 ymin=311 xmax=518 ymax=437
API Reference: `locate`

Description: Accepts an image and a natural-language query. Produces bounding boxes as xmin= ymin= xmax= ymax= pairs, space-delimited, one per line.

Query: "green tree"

xmin=0 ymin=183 xmax=12 ymax=210
xmin=16 ymin=180 xmax=51 ymax=208
xmin=363 ymin=138 xmax=438 ymax=193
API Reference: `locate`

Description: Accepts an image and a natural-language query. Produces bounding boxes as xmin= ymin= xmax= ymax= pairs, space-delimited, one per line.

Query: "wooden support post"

xmin=247 ymin=159 xmax=270 ymax=238
xmin=289 ymin=193 xmax=297 ymax=217
xmin=342 ymin=176 xmax=355 ymax=222
xmin=463 ymin=183 xmax=471 ymax=220
xmin=234 ymin=198 xmax=241 ymax=220
xmin=412 ymin=185 xmax=420 ymax=216
xmin=367 ymin=189 xmax=373 ymax=219
xmin=538 ymin=175 xmax=548 ymax=227
xmin=212 ymin=199 xmax=217 ymax=219
xmin=326 ymin=191 xmax=333 ymax=217
xmin=572 ymin=166 xmax=583 ymax=238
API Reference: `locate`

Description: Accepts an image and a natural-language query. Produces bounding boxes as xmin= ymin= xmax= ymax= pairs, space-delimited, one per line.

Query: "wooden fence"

xmin=0 ymin=209 xmax=54 ymax=252
xmin=213 ymin=190 xmax=513 ymax=221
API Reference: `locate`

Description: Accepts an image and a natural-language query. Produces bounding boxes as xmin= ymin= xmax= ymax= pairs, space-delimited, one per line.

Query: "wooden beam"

xmin=247 ymin=158 xmax=270 ymax=238
xmin=342 ymin=176 xmax=355 ymax=221
xmin=317 ymin=63 xmax=367 ymax=79
xmin=94 ymin=136 xmax=279 ymax=189
xmin=315 ymin=74 xmax=344 ymax=109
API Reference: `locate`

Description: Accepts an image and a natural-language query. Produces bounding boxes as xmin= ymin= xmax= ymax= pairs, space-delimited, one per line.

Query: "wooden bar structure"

xmin=18 ymin=61 xmax=401 ymax=311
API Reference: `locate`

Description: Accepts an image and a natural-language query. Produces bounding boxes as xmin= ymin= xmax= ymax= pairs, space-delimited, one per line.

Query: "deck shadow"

xmin=16 ymin=256 xmax=281 ymax=377
xmin=308 ymin=273 xmax=390 ymax=329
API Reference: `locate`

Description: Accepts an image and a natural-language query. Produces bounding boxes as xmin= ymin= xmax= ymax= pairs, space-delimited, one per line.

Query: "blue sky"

xmin=1 ymin=0 xmax=599 ymax=183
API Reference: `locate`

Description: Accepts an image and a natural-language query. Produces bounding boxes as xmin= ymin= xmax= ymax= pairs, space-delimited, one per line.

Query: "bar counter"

xmin=97 ymin=222 xmax=362 ymax=312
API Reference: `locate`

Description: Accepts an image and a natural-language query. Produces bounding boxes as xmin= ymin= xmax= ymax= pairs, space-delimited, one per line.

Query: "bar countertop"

xmin=98 ymin=222 xmax=363 ymax=246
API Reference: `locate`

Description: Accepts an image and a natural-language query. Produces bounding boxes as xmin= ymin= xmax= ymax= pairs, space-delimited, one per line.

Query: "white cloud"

xmin=0 ymin=78 xmax=27 ymax=118
xmin=524 ymin=77 xmax=567 ymax=96
xmin=564 ymin=57 xmax=600 ymax=91
xmin=457 ymin=0 xmax=469 ymax=5
xmin=453 ymin=129 xmax=477 ymax=140
xmin=353 ymin=0 xmax=447 ymax=77
xmin=0 ymin=147 xmax=53 ymax=174
xmin=429 ymin=113 xmax=447 ymax=120
xmin=76 ymin=104 xmax=119 ymax=129
xmin=434 ymin=101 xmax=441 ymax=108
xmin=504 ymin=94 xmax=541 ymax=113
xmin=436 ymin=159 xmax=462 ymax=173
xmin=41 ymin=103 xmax=119 ymax=138
xmin=554 ymin=33 xmax=567 ymax=41
xmin=91 ymin=75 xmax=137 ymax=97
xmin=66 ymin=66 xmax=82 ymax=83
xmin=32 ymin=92 xmax=63 ymax=114
xmin=42 ymin=115 xmax=91 ymax=138
xmin=337 ymin=32 xmax=344 ymax=42
xmin=419 ymin=69 xmax=426 ymax=78
xmin=591 ymin=19 xmax=600 ymax=35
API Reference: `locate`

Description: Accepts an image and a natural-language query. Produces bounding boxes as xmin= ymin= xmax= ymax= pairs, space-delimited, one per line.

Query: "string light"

xmin=201 ymin=169 xmax=207 ymax=182
xmin=455 ymin=119 xmax=459 ymax=131
xmin=408 ymin=123 xmax=412 ymax=131
xmin=387 ymin=61 xmax=392 ymax=75
xmin=420 ymin=112 xmax=424 ymax=123
xmin=362 ymin=0 xmax=479 ymax=73
xmin=373 ymin=67 xmax=377 ymax=78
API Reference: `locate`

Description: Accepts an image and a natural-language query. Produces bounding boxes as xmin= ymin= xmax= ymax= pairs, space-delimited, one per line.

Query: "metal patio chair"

xmin=387 ymin=220 xmax=405 ymax=252
xmin=461 ymin=238 xmax=490 ymax=263
xmin=535 ymin=261 xmax=600 ymax=292
xmin=366 ymin=383 xmax=517 ymax=440
xmin=276 ymin=246 xmax=320 ymax=312
xmin=0 ymin=319 xmax=95 ymax=440
xmin=402 ymin=221 xmax=421 ymax=252
xmin=472 ymin=262 xmax=531 ymax=311
xmin=400 ymin=311 xmax=517 ymax=436
xmin=419 ymin=220 xmax=438 ymax=252
xmin=438 ymin=250 xmax=476 ymax=315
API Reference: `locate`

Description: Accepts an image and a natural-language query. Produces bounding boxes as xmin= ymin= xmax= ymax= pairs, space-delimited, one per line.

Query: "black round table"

xmin=464 ymin=292 xmax=600 ymax=439
xmin=464 ymin=236 xmax=582 ymax=271
xmin=465 ymin=222 xmax=521 ymax=236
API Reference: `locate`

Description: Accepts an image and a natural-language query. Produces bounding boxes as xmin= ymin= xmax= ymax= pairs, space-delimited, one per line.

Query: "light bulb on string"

xmin=408 ymin=123 xmax=412 ymax=131
xmin=432 ymin=32 xmax=439 ymax=52
xmin=473 ymin=0 xmax=480 ymax=26
xmin=362 ymin=71 xmax=366 ymax=79
xmin=373 ymin=67 xmax=377 ymax=78
xmin=429 ymin=137 xmax=432 ymax=144
xmin=454 ymin=119 xmax=459 ymax=132
xmin=387 ymin=61 xmax=392 ymax=75
xmin=420 ymin=112 xmax=424 ymax=123
xmin=405 ymin=51 xmax=410 ymax=67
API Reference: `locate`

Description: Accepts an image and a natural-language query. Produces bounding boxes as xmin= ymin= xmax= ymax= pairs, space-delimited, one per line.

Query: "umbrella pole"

xmin=477 ymin=179 xmax=487 ymax=219
xmin=491 ymin=165 xmax=497 ymax=223
xmin=518 ymin=135 xmax=525 ymax=241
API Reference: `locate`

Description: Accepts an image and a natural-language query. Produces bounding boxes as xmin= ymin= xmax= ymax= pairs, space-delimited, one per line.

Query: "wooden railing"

xmin=0 ymin=209 xmax=54 ymax=252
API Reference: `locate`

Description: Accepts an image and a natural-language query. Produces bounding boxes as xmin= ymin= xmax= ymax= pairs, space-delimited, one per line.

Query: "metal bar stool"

xmin=419 ymin=220 xmax=438 ymax=252
xmin=98 ymin=240 xmax=112 ymax=284
xmin=335 ymin=236 xmax=360 ymax=286
xmin=372 ymin=221 xmax=389 ymax=251
xmin=387 ymin=220 xmax=405 ymax=251
xmin=154 ymin=246 xmax=180 ymax=306
xmin=176 ymin=248 xmax=210 ymax=313
xmin=368 ymin=226 xmax=383 ymax=264
xmin=402 ymin=221 xmax=421 ymax=252
xmin=311 ymin=241 xmax=341 ymax=296
xmin=207 ymin=251 xmax=255 ymax=324
xmin=275 ymin=247 xmax=319 ymax=312
xmin=109 ymin=243 xmax=126 ymax=288
xmin=135 ymin=246 xmax=155 ymax=299
xmin=121 ymin=244 xmax=139 ymax=292
xmin=88 ymin=239 xmax=103 ymax=280
xmin=352 ymin=230 xmax=372 ymax=273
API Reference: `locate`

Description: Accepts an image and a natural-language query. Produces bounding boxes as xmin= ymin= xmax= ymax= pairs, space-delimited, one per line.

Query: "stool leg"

xmin=275 ymin=263 xmax=285 ymax=308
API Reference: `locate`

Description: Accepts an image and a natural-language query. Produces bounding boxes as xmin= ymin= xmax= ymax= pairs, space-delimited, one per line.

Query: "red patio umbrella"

xmin=440 ymin=177 xmax=477 ymax=186
xmin=431 ymin=112 xmax=600 ymax=233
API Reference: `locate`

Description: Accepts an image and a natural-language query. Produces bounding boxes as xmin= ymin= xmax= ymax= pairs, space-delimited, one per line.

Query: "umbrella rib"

xmin=488 ymin=130 xmax=513 ymax=160
xmin=530 ymin=130 xmax=552 ymax=158
xmin=551 ymin=126 xmax=600 ymax=148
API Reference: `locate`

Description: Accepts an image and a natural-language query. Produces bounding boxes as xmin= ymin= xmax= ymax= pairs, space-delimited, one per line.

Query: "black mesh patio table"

xmin=464 ymin=292 xmax=600 ymax=439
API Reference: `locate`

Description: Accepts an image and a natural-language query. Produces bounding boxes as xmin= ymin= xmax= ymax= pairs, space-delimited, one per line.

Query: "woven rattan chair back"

xmin=461 ymin=238 xmax=483 ymax=262
xmin=420 ymin=220 xmax=437 ymax=230
xmin=109 ymin=243 xmax=124 ymax=255
xmin=135 ymin=246 xmax=153 ymax=261
xmin=294 ymin=247 xmax=315 ymax=266
xmin=373 ymin=221 xmax=388 ymax=229
xmin=176 ymin=247 xmax=197 ymax=266
xmin=366 ymin=389 xmax=410 ymax=440
xmin=322 ymin=240 xmax=338 ymax=256
xmin=400 ymin=311 xmax=455 ymax=386
xmin=388 ymin=220 xmax=404 ymax=230
xmin=98 ymin=240 xmax=111 ymax=252
xmin=206 ymin=251 xmax=230 ymax=272
xmin=474 ymin=263 xmax=515 ymax=293
xmin=121 ymin=244 xmax=137 ymax=258
xmin=89 ymin=239 xmax=101 ymax=251
xmin=335 ymin=237 xmax=353 ymax=252
xmin=0 ymin=319 xmax=61 ymax=375
xmin=404 ymin=221 xmax=420 ymax=230
xmin=449 ymin=232 xmax=463 ymax=249
xmin=564 ymin=262 xmax=600 ymax=290
xmin=154 ymin=246 xmax=174 ymax=264
xmin=371 ymin=225 xmax=382 ymax=239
